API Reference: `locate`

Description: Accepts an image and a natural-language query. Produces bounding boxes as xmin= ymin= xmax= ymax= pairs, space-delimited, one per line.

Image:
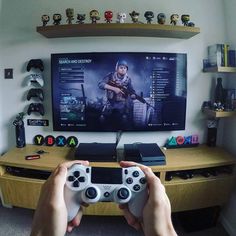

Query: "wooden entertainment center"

xmin=0 ymin=144 xmax=235 ymax=215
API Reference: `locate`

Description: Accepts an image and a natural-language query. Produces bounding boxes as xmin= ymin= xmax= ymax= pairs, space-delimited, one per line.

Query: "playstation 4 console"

xmin=124 ymin=143 xmax=166 ymax=166
xmin=74 ymin=143 xmax=117 ymax=162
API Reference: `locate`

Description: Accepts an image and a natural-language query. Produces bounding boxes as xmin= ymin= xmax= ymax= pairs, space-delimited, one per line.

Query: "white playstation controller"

xmin=64 ymin=164 xmax=148 ymax=222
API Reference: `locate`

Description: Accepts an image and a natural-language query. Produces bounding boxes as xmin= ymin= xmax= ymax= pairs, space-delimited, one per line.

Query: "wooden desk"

xmin=0 ymin=144 xmax=235 ymax=215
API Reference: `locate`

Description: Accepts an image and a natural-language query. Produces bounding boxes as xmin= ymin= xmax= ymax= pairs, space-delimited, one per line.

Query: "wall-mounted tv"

xmin=51 ymin=52 xmax=187 ymax=132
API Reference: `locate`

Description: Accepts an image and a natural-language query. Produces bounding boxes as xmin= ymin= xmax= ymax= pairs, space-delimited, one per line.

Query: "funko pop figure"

xmin=90 ymin=9 xmax=100 ymax=23
xmin=170 ymin=14 xmax=179 ymax=25
xmin=53 ymin=14 xmax=62 ymax=25
xmin=116 ymin=12 xmax=126 ymax=23
xmin=144 ymin=11 xmax=154 ymax=24
xmin=181 ymin=14 xmax=190 ymax=26
xmin=104 ymin=10 xmax=113 ymax=23
xmin=157 ymin=13 xmax=166 ymax=24
xmin=129 ymin=11 xmax=140 ymax=23
xmin=66 ymin=8 xmax=74 ymax=24
xmin=41 ymin=14 xmax=50 ymax=26
xmin=76 ymin=13 xmax=86 ymax=24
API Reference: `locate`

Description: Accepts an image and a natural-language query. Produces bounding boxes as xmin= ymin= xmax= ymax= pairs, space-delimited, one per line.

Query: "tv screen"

xmin=51 ymin=52 xmax=187 ymax=131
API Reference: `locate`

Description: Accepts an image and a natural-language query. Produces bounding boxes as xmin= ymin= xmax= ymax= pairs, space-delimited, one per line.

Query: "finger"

xmin=119 ymin=160 xmax=139 ymax=168
xmin=67 ymin=208 xmax=83 ymax=232
xmin=60 ymin=160 xmax=89 ymax=169
xmin=121 ymin=207 xmax=141 ymax=231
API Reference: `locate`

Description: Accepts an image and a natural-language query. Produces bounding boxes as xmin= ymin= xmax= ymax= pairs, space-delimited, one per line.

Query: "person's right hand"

xmin=119 ymin=161 xmax=177 ymax=236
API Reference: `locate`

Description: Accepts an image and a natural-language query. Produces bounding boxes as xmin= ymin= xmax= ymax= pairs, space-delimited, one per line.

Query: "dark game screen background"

xmin=51 ymin=52 xmax=187 ymax=131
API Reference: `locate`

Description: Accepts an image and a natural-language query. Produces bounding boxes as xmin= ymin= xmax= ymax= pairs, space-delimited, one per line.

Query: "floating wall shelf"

xmin=203 ymin=108 xmax=236 ymax=118
xmin=203 ymin=66 xmax=236 ymax=73
xmin=36 ymin=23 xmax=200 ymax=39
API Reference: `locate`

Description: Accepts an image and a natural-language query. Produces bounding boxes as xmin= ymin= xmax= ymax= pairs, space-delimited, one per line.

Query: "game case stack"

xmin=207 ymin=44 xmax=229 ymax=67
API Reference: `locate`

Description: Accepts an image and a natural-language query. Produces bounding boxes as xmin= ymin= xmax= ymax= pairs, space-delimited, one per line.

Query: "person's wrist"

xmin=143 ymin=223 xmax=177 ymax=236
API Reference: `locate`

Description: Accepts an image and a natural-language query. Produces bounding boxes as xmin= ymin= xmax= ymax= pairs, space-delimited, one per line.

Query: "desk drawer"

xmin=165 ymin=176 xmax=235 ymax=212
xmin=0 ymin=174 xmax=44 ymax=209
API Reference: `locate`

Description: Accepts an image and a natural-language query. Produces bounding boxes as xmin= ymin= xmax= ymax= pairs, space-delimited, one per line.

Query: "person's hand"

xmin=30 ymin=160 xmax=89 ymax=236
xmin=119 ymin=161 xmax=177 ymax=236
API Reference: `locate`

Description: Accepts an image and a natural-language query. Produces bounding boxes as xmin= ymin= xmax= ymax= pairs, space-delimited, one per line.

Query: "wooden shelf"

xmin=36 ymin=23 xmax=200 ymax=39
xmin=203 ymin=108 xmax=236 ymax=118
xmin=0 ymin=144 xmax=235 ymax=214
xmin=203 ymin=66 xmax=236 ymax=73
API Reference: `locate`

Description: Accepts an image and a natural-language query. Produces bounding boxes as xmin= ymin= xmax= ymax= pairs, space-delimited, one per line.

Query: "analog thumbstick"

xmin=85 ymin=187 xmax=97 ymax=199
xmin=117 ymin=188 xmax=130 ymax=200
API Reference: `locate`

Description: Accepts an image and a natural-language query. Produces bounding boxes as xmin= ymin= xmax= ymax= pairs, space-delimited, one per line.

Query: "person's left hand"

xmin=30 ymin=160 xmax=89 ymax=236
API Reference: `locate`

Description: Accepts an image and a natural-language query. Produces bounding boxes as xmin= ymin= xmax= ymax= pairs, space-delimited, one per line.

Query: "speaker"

xmin=15 ymin=124 xmax=26 ymax=148
xmin=207 ymin=128 xmax=217 ymax=147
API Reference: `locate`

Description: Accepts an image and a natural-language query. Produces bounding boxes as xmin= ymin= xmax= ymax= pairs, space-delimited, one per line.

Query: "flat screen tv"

xmin=51 ymin=52 xmax=187 ymax=131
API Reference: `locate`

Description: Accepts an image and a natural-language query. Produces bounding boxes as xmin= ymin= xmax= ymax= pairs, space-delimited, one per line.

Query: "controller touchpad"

xmin=91 ymin=167 xmax=122 ymax=184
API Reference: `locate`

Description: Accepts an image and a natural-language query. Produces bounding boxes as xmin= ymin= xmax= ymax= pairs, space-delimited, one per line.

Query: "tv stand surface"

xmin=0 ymin=144 xmax=235 ymax=215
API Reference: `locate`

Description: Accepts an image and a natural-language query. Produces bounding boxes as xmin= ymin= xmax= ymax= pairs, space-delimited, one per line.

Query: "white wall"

xmin=0 ymin=0 xmax=228 ymax=154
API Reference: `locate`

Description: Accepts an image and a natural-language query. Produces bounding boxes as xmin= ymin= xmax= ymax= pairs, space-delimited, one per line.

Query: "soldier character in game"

xmin=98 ymin=60 xmax=136 ymax=128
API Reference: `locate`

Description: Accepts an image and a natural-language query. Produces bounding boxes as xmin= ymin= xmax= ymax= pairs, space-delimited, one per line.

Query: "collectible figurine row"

xmin=41 ymin=9 xmax=195 ymax=27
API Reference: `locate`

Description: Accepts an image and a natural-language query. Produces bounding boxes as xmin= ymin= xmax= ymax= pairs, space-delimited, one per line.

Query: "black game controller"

xmin=27 ymin=59 xmax=44 ymax=72
xmin=27 ymin=88 xmax=44 ymax=101
xmin=27 ymin=103 xmax=44 ymax=116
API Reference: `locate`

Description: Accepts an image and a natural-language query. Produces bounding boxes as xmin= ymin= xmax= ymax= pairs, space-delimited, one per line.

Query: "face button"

xmin=133 ymin=184 xmax=141 ymax=191
xmin=104 ymin=192 xmax=110 ymax=198
xmin=73 ymin=171 xmax=80 ymax=178
xmin=125 ymin=169 xmax=128 ymax=175
xmin=117 ymin=188 xmax=130 ymax=200
xmin=68 ymin=175 xmax=75 ymax=182
xmin=73 ymin=180 xmax=80 ymax=188
xmin=86 ymin=168 xmax=90 ymax=173
xmin=85 ymin=187 xmax=98 ymax=199
xmin=139 ymin=177 xmax=146 ymax=184
xmin=132 ymin=171 xmax=139 ymax=178
xmin=126 ymin=177 xmax=133 ymax=184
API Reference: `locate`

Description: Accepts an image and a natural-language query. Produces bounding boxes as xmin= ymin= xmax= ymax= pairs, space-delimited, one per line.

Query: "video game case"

xmin=208 ymin=44 xmax=229 ymax=67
